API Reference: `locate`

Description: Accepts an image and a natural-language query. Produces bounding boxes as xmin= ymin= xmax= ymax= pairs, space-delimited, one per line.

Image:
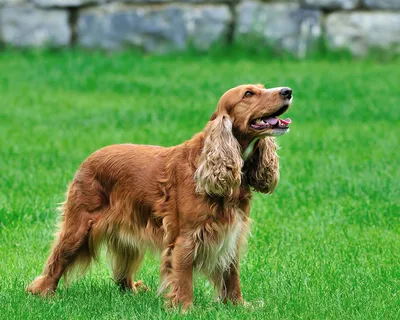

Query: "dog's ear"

xmin=245 ymin=137 xmax=279 ymax=194
xmin=195 ymin=115 xmax=243 ymax=197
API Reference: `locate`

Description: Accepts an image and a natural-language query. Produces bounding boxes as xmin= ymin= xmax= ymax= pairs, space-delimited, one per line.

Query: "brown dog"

xmin=27 ymin=84 xmax=293 ymax=309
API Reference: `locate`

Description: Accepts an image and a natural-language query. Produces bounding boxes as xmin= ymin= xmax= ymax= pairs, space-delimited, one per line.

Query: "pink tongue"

xmin=265 ymin=117 xmax=278 ymax=125
xmin=280 ymin=118 xmax=291 ymax=125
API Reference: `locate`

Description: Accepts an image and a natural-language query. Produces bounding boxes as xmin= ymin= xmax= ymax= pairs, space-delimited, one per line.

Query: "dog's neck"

xmin=242 ymin=138 xmax=259 ymax=161
xmin=232 ymin=131 xmax=259 ymax=161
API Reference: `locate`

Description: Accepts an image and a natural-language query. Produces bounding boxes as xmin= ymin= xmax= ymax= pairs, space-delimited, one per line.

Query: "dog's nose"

xmin=280 ymin=87 xmax=292 ymax=100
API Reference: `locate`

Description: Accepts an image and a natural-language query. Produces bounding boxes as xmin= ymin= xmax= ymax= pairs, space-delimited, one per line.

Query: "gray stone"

xmin=30 ymin=0 xmax=237 ymax=8
xmin=31 ymin=0 xmax=235 ymax=8
xmin=77 ymin=4 xmax=231 ymax=53
xmin=301 ymin=0 xmax=359 ymax=9
xmin=29 ymin=0 xmax=237 ymax=6
xmin=235 ymin=1 xmax=322 ymax=56
xmin=32 ymin=0 xmax=103 ymax=8
xmin=184 ymin=5 xmax=232 ymax=50
xmin=77 ymin=4 xmax=186 ymax=52
xmin=0 ymin=0 xmax=28 ymax=5
xmin=122 ymin=0 xmax=236 ymax=2
xmin=326 ymin=12 xmax=400 ymax=56
xmin=363 ymin=0 xmax=400 ymax=9
xmin=0 ymin=5 xmax=70 ymax=47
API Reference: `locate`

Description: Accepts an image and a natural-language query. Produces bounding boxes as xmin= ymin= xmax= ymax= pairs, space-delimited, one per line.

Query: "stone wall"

xmin=0 ymin=0 xmax=399 ymax=56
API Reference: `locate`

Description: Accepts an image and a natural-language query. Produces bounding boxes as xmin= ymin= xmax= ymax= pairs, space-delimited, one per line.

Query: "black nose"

xmin=280 ymin=87 xmax=292 ymax=100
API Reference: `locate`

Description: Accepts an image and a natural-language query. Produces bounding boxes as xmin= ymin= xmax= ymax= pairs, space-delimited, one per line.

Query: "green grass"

xmin=0 ymin=50 xmax=399 ymax=319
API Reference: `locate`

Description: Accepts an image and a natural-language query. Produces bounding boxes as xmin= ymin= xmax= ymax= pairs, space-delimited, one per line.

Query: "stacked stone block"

xmin=0 ymin=0 xmax=399 ymax=56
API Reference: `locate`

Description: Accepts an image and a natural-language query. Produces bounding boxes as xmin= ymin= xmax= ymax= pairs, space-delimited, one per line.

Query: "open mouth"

xmin=250 ymin=105 xmax=291 ymax=130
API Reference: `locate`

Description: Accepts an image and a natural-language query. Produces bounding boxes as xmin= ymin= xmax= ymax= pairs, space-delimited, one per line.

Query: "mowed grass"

xmin=0 ymin=50 xmax=399 ymax=319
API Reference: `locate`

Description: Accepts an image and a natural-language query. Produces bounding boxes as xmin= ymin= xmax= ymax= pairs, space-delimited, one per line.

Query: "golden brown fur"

xmin=27 ymin=84 xmax=293 ymax=309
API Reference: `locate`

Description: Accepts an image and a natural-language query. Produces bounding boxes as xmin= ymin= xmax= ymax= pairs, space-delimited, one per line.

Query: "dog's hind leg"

xmin=26 ymin=208 xmax=97 ymax=296
xmin=27 ymin=179 xmax=103 ymax=296
xmin=108 ymin=238 xmax=147 ymax=292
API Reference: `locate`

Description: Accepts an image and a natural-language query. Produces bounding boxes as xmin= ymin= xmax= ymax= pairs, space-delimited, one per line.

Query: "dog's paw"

xmin=165 ymin=295 xmax=193 ymax=313
xmin=132 ymin=280 xmax=149 ymax=293
xmin=26 ymin=276 xmax=56 ymax=297
xmin=117 ymin=278 xmax=149 ymax=293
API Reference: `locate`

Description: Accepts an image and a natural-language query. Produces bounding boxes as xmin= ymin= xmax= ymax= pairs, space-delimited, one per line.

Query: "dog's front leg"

xmin=212 ymin=258 xmax=243 ymax=305
xmin=164 ymin=235 xmax=194 ymax=310
xmin=222 ymin=261 xmax=243 ymax=304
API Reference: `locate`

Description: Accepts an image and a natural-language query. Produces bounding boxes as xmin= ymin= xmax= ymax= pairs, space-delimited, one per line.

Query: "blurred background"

xmin=0 ymin=0 xmax=399 ymax=57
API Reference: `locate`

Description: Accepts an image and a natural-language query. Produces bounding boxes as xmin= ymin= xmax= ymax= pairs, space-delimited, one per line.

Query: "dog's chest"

xmin=193 ymin=212 xmax=245 ymax=274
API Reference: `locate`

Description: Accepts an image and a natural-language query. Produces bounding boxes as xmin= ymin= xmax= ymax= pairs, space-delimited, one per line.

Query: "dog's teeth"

xmin=255 ymin=119 xmax=263 ymax=125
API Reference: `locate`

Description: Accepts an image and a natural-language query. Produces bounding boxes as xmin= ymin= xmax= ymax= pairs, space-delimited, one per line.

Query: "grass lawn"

xmin=0 ymin=50 xmax=399 ymax=319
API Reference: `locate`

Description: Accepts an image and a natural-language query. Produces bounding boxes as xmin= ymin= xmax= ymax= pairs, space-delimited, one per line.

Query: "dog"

xmin=27 ymin=84 xmax=293 ymax=309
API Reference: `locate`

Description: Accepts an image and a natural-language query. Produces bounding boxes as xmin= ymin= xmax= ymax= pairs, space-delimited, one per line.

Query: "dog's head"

xmin=196 ymin=84 xmax=293 ymax=197
xmin=213 ymin=84 xmax=293 ymax=138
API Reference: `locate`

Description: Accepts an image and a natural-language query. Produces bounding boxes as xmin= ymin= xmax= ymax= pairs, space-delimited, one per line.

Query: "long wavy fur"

xmin=195 ymin=115 xmax=243 ymax=197
xmin=245 ymin=137 xmax=279 ymax=194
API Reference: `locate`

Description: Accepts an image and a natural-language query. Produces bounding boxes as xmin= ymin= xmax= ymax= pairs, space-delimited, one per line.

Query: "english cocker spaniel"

xmin=27 ymin=84 xmax=293 ymax=309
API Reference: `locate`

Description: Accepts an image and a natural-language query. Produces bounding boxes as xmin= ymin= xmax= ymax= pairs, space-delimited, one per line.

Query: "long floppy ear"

xmin=195 ymin=115 xmax=243 ymax=197
xmin=244 ymin=137 xmax=279 ymax=194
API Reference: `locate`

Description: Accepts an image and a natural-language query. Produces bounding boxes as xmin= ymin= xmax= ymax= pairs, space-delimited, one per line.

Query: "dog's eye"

xmin=244 ymin=91 xmax=254 ymax=98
